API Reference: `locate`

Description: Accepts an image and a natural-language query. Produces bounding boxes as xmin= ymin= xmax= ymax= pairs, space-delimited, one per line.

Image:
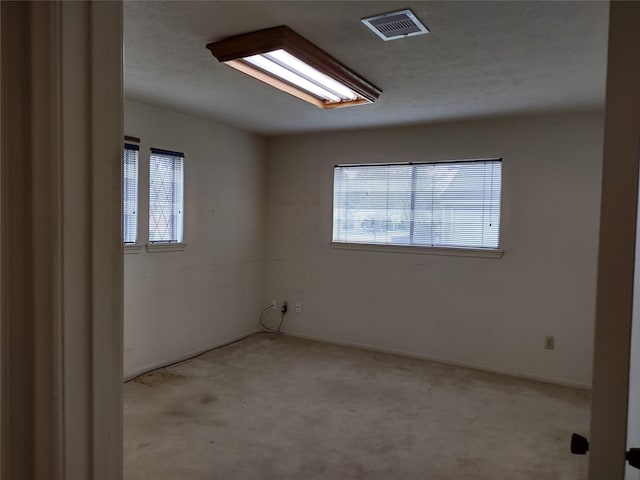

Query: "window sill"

xmin=330 ymin=242 xmax=503 ymax=259
xmin=146 ymin=242 xmax=186 ymax=253
xmin=124 ymin=244 xmax=143 ymax=254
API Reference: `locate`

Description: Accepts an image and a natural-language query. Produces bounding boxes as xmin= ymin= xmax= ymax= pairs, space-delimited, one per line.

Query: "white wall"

xmin=266 ymin=111 xmax=604 ymax=388
xmin=123 ymin=99 xmax=266 ymax=378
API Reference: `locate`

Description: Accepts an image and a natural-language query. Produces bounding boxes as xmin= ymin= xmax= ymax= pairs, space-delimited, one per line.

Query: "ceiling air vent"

xmin=361 ymin=9 xmax=429 ymax=41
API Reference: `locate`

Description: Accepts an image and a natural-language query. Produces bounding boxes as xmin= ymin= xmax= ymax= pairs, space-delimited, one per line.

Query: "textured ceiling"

xmin=124 ymin=1 xmax=609 ymax=136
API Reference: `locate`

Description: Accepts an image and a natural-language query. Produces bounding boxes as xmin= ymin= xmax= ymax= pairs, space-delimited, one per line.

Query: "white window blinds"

xmin=123 ymin=144 xmax=139 ymax=244
xmin=333 ymin=160 xmax=502 ymax=249
xmin=149 ymin=148 xmax=184 ymax=243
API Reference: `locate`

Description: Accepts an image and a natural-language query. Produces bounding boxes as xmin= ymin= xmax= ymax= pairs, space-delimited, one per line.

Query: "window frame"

xmin=148 ymin=147 xmax=185 ymax=246
xmin=331 ymin=158 xmax=504 ymax=258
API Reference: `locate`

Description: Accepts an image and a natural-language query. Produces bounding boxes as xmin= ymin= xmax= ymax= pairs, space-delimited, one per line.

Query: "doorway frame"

xmin=0 ymin=2 xmax=123 ymax=479
xmin=589 ymin=1 xmax=640 ymax=478
xmin=1 ymin=1 xmax=640 ymax=479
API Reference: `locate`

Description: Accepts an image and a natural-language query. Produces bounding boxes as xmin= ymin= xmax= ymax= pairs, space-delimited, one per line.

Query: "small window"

xmin=123 ymin=143 xmax=139 ymax=244
xmin=149 ymin=148 xmax=184 ymax=243
xmin=333 ymin=159 xmax=502 ymax=250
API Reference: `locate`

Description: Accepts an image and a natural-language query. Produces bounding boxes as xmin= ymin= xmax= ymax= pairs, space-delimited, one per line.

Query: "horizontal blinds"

xmin=149 ymin=150 xmax=184 ymax=243
xmin=123 ymin=145 xmax=138 ymax=244
xmin=333 ymin=160 xmax=502 ymax=249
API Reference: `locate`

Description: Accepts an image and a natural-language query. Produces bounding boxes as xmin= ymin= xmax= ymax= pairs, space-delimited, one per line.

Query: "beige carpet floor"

xmin=124 ymin=334 xmax=590 ymax=479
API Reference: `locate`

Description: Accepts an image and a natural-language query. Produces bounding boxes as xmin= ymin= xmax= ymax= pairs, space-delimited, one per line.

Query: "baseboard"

xmin=123 ymin=329 xmax=260 ymax=382
xmin=124 ymin=328 xmax=592 ymax=391
xmin=284 ymin=331 xmax=592 ymax=391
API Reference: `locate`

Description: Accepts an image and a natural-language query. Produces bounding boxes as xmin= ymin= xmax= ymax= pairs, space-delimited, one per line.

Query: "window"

xmin=333 ymin=159 xmax=502 ymax=250
xmin=123 ymin=144 xmax=139 ymax=244
xmin=149 ymin=148 xmax=184 ymax=243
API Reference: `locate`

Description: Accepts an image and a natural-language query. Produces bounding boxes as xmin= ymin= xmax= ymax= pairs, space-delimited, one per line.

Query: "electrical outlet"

xmin=295 ymin=303 xmax=302 ymax=313
xmin=544 ymin=336 xmax=555 ymax=350
xmin=271 ymin=299 xmax=277 ymax=309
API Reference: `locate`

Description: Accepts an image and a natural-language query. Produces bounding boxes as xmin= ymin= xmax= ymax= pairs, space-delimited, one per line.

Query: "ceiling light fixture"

xmin=206 ymin=26 xmax=381 ymax=109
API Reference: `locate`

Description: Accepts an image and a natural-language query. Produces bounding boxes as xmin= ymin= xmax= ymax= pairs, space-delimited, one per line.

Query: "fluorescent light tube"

xmin=243 ymin=53 xmax=342 ymax=103
xmin=266 ymin=50 xmax=359 ymax=101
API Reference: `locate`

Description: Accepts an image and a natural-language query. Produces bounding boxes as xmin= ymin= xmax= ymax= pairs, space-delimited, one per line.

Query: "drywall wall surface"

xmin=266 ymin=112 xmax=604 ymax=388
xmin=124 ymin=99 xmax=266 ymax=378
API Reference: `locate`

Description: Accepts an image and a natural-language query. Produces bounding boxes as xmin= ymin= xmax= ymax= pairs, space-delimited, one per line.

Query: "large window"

xmin=333 ymin=159 xmax=502 ymax=249
xmin=149 ymin=148 xmax=184 ymax=243
xmin=123 ymin=144 xmax=139 ymax=244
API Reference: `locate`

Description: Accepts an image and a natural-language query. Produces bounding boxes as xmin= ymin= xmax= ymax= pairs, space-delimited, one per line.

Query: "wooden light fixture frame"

xmin=206 ymin=26 xmax=382 ymax=109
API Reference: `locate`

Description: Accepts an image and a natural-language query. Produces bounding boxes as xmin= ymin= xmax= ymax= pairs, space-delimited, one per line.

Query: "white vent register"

xmin=361 ymin=9 xmax=429 ymax=41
